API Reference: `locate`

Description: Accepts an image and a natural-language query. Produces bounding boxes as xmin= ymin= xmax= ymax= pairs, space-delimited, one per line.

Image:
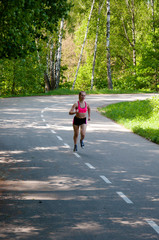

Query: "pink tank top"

xmin=78 ymin=101 xmax=87 ymax=113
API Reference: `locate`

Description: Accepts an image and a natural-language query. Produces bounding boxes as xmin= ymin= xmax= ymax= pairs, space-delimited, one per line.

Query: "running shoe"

xmin=73 ymin=144 xmax=77 ymax=152
xmin=80 ymin=140 xmax=84 ymax=149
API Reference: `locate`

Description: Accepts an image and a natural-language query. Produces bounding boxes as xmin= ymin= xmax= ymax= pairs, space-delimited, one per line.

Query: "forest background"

xmin=0 ymin=0 xmax=159 ymax=96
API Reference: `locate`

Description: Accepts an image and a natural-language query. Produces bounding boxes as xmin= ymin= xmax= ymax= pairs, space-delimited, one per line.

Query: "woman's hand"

xmin=75 ymin=106 xmax=79 ymax=113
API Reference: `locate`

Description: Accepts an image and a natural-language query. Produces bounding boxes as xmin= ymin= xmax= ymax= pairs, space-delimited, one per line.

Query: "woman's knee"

xmin=81 ymin=130 xmax=85 ymax=139
xmin=74 ymin=127 xmax=79 ymax=137
xmin=74 ymin=131 xmax=79 ymax=138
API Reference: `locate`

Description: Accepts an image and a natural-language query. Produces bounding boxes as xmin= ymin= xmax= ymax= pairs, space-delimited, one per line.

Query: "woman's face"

xmin=79 ymin=92 xmax=86 ymax=101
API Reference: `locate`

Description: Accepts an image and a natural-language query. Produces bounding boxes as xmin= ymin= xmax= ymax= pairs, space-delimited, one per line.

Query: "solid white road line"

xmin=74 ymin=152 xmax=80 ymax=158
xmin=57 ymin=136 xmax=63 ymax=141
xmin=146 ymin=220 xmax=159 ymax=234
xmin=100 ymin=175 xmax=112 ymax=184
xmin=117 ymin=192 xmax=133 ymax=204
xmin=85 ymin=163 xmax=96 ymax=169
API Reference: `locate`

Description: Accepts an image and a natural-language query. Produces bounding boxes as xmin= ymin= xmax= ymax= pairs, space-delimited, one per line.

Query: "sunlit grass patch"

xmin=98 ymin=96 xmax=159 ymax=144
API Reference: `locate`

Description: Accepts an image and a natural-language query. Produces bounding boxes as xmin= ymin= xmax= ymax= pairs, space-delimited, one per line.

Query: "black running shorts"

xmin=73 ymin=116 xmax=87 ymax=126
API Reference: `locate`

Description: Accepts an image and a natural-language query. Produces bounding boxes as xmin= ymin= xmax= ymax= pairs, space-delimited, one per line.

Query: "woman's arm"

xmin=87 ymin=103 xmax=91 ymax=121
xmin=69 ymin=103 xmax=78 ymax=115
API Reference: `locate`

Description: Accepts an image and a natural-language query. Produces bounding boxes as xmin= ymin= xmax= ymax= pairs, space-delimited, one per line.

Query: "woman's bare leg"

xmin=80 ymin=124 xmax=87 ymax=141
xmin=73 ymin=125 xmax=79 ymax=145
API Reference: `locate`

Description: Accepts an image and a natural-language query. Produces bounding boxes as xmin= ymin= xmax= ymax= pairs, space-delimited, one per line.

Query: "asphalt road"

xmin=0 ymin=93 xmax=159 ymax=240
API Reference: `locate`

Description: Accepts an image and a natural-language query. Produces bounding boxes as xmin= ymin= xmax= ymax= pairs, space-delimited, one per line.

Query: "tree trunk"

xmin=35 ymin=38 xmax=41 ymax=64
xmin=91 ymin=0 xmax=105 ymax=90
xmin=50 ymin=40 xmax=56 ymax=89
xmin=106 ymin=0 xmax=113 ymax=89
xmin=56 ymin=17 xmax=64 ymax=89
xmin=44 ymin=71 xmax=51 ymax=92
xmin=44 ymin=41 xmax=50 ymax=92
xmin=46 ymin=41 xmax=50 ymax=80
xmin=131 ymin=0 xmax=136 ymax=67
xmin=72 ymin=0 xmax=95 ymax=90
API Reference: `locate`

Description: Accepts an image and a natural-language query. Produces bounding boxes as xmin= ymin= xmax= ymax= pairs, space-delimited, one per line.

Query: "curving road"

xmin=0 ymin=93 xmax=159 ymax=240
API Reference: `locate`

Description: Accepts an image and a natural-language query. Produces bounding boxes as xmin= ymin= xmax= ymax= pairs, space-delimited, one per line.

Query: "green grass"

xmin=98 ymin=96 xmax=159 ymax=144
xmin=0 ymin=88 xmax=155 ymax=98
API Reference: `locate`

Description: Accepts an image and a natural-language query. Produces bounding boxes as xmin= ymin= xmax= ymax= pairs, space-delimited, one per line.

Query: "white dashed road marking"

xmin=85 ymin=163 xmax=96 ymax=169
xmin=74 ymin=152 xmax=81 ymax=158
xmin=100 ymin=175 xmax=112 ymax=184
xmin=64 ymin=143 xmax=70 ymax=148
xmin=146 ymin=220 xmax=159 ymax=235
xmin=117 ymin=192 xmax=133 ymax=204
xmin=57 ymin=136 xmax=63 ymax=141
xmin=51 ymin=130 xmax=56 ymax=134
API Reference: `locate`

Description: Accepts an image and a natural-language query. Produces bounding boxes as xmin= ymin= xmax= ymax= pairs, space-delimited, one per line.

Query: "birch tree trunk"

xmin=45 ymin=41 xmax=50 ymax=92
xmin=106 ymin=0 xmax=113 ymax=89
xmin=131 ymin=0 xmax=136 ymax=67
xmin=44 ymin=41 xmax=50 ymax=92
xmin=50 ymin=40 xmax=56 ymax=89
xmin=72 ymin=0 xmax=95 ymax=90
xmin=91 ymin=0 xmax=105 ymax=90
xmin=44 ymin=71 xmax=51 ymax=92
xmin=56 ymin=17 xmax=64 ymax=89
xmin=46 ymin=41 xmax=49 ymax=78
xmin=35 ymin=38 xmax=41 ymax=65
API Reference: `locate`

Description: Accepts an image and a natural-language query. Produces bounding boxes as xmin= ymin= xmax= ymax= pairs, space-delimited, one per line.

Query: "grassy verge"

xmin=0 ymin=88 xmax=155 ymax=98
xmin=98 ymin=96 xmax=159 ymax=144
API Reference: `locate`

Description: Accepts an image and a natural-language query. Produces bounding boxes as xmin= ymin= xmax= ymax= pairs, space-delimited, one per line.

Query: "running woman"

xmin=69 ymin=91 xmax=91 ymax=151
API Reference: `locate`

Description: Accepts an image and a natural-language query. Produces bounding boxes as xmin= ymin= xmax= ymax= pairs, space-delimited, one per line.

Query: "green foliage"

xmin=72 ymin=0 xmax=108 ymax=90
xmin=0 ymin=0 xmax=71 ymax=58
xmin=98 ymin=96 xmax=159 ymax=144
xmin=137 ymin=31 xmax=159 ymax=91
xmin=75 ymin=59 xmax=93 ymax=90
xmin=67 ymin=0 xmax=159 ymax=91
xmin=0 ymin=0 xmax=159 ymax=94
xmin=0 ymin=54 xmax=45 ymax=96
